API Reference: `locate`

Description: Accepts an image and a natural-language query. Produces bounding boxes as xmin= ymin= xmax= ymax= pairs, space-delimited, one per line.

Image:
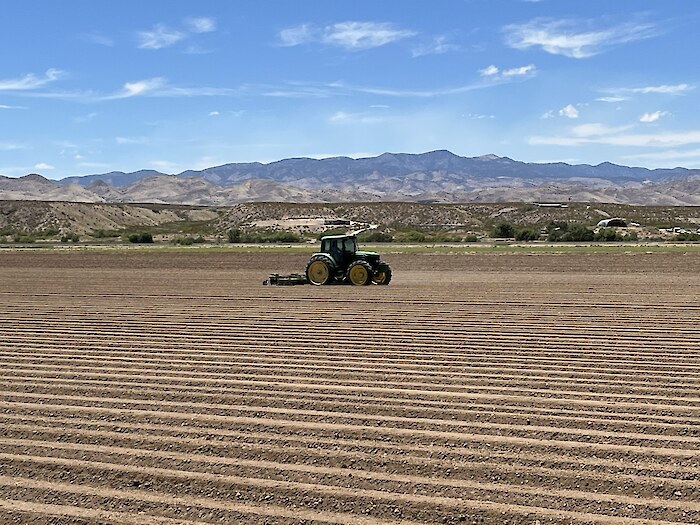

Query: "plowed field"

xmin=1 ymin=249 xmax=699 ymax=524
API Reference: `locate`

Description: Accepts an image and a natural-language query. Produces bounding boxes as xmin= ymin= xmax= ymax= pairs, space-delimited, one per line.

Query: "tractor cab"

xmin=320 ymin=235 xmax=358 ymax=268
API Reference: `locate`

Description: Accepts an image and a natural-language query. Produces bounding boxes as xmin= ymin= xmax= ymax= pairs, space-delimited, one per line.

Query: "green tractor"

xmin=305 ymin=233 xmax=392 ymax=286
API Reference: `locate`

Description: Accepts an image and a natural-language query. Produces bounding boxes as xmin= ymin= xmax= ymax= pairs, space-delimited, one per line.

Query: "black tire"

xmin=305 ymin=255 xmax=334 ymax=285
xmin=372 ymin=267 xmax=392 ymax=285
xmin=346 ymin=260 xmax=373 ymax=285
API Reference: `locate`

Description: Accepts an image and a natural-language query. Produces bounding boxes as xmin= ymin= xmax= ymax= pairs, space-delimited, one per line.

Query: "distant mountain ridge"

xmin=3 ymin=150 xmax=700 ymax=205
xmin=62 ymin=150 xmax=697 ymax=189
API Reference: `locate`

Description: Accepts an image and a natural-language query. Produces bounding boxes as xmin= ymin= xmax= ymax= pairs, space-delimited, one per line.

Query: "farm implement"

xmin=264 ymin=232 xmax=392 ymax=286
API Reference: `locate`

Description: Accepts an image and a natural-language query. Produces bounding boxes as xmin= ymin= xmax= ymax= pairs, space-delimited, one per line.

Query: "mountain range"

xmin=3 ymin=150 xmax=700 ymax=205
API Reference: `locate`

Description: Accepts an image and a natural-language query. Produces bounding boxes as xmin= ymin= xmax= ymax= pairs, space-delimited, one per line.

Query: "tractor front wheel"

xmin=305 ymin=256 xmax=333 ymax=285
xmin=347 ymin=260 xmax=373 ymax=286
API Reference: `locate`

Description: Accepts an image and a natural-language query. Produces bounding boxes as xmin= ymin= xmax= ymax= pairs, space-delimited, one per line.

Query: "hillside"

xmin=3 ymin=200 xmax=700 ymax=243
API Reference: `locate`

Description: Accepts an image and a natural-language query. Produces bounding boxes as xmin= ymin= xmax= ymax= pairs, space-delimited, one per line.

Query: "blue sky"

xmin=1 ymin=0 xmax=699 ymax=179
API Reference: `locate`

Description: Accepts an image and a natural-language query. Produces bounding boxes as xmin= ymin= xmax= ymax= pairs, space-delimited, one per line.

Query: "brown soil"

xmin=0 ymin=250 xmax=699 ymax=524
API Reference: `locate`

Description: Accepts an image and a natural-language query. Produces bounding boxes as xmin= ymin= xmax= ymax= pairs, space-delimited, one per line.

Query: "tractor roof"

xmin=320 ymin=234 xmax=356 ymax=241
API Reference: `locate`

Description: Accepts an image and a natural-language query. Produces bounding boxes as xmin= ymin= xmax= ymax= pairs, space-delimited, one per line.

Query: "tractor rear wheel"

xmin=372 ymin=267 xmax=392 ymax=285
xmin=347 ymin=260 xmax=373 ymax=285
xmin=305 ymin=256 xmax=333 ymax=285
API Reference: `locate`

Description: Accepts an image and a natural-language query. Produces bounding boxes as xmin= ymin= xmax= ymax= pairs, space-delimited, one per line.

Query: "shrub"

xmin=548 ymin=222 xmax=594 ymax=242
xmin=463 ymin=234 xmax=479 ymax=243
xmin=594 ymin=228 xmax=623 ymax=242
xmin=358 ymin=231 xmax=393 ymax=243
xmin=514 ymin=228 xmax=539 ymax=241
xmin=674 ymin=232 xmax=700 ymax=241
xmin=397 ymin=230 xmax=427 ymax=242
xmin=227 ymin=229 xmax=241 ymax=243
xmin=91 ymin=229 xmax=120 ymax=239
xmin=128 ymin=232 xmax=154 ymax=243
xmin=490 ymin=221 xmax=515 ymax=238
xmin=12 ymin=234 xmax=34 ymax=243
xmin=60 ymin=233 xmax=80 ymax=243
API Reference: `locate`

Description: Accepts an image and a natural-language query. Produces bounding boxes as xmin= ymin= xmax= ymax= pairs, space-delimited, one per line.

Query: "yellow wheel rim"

xmin=308 ymin=260 xmax=329 ymax=284
xmin=372 ymin=271 xmax=386 ymax=284
xmin=349 ymin=265 xmax=368 ymax=285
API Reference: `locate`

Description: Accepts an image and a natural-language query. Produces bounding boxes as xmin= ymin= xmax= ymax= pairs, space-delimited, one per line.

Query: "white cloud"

xmin=208 ymin=111 xmax=220 ymax=116
xmin=530 ymin=129 xmax=700 ymax=147
xmin=73 ymin=112 xmax=98 ymax=123
xmin=329 ymin=110 xmax=386 ymax=124
xmin=502 ymin=64 xmax=536 ymax=77
xmin=640 ymin=111 xmax=669 ymax=123
xmin=279 ymin=24 xmax=315 ymax=46
xmin=479 ymin=64 xmax=536 ymax=81
xmin=412 ymin=36 xmax=459 ymax=57
xmin=479 ymin=65 xmax=499 ymax=77
xmin=137 ymin=24 xmax=186 ymax=49
xmin=465 ymin=113 xmax=495 ymax=120
xmin=0 ymin=69 xmax=65 ymax=91
xmin=185 ymin=17 xmax=216 ymax=34
xmin=541 ymin=110 xmax=555 ymax=119
xmin=0 ymin=104 xmax=26 ymax=109
xmin=150 ymin=160 xmax=179 ymax=172
xmin=106 ymin=78 xmax=167 ymax=99
xmin=626 ymin=83 xmax=692 ymax=95
xmin=279 ymin=21 xmax=415 ymax=50
xmin=596 ymin=96 xmax=627 ymax=103
xmin=81 ymin=32 xmax=115 ymax=46
xmin=558 ymin=104 xmax=579 ymax=119
xmin=323 ymin=21 xmax=416 ymax=50
xmin=34 ymin=162 xmax=55 ymax=170
xmin=623 ymin=148 xmax=700 ymax=163
xmin=504 ymin=18 xmax=659 ymax=58
xmin=0 ymin=142 xmax=26 ymax=151
xmin=570 ymin=123 xmax=633 ymax=137
xmin=115 ymin=136 xmax=148 ymax=144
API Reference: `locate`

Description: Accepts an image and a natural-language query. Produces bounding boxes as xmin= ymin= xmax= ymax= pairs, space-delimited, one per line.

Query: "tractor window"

xmin=343 ymin=238 xmax=357 ymax=253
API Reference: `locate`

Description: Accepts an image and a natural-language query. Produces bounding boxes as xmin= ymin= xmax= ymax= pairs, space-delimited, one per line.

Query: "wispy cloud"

xmin=137 ymin=17 xmax=217 ymax=50
xmin=640 ymin=111 xmax=669 ymax=123
xmin=115 ymin=136 xmax=148 ymax=145
xmin=502 ymin=64 xmax=536 ymax=77
xmin=0 ymin=141 xmax=27 ymax=151
xmin=329 ymin=110 xmax=387 ymax=124
xmin=137 ymin=24 xmax=185 ymax=49
xmin=185 ymin=17 xmax=216 ymax=34
xmin=623 ymin=83 xmax=693 ymax=95
xmin=479 ymin=64 xmax=536 ymax=81
xmin=479 ymin=65 xmax=499 ymax=77
xmin=0 ymin=69 xmax=65 ymax=91
xmin=0 ymin=104 xmax=27 ymax=110
xmin=411 ymin=36 xmax=459 ymax=57
xmin=531 ymin=125 xmax=700 ymax=148
xmin=150 ymin=160 xmax=179 ymax=172
xmin=623 ymin=148 xmax=700 ymax=163
xmin=81 ymin=32 xmax=115 ymax=47
xmin=596 ymin=96 xmax=627 ymax=103
xmin=105 ymin=78 xmax=167 ymax=99
xmin=279 ymin=24 xmax=314 ymax=46
xmin=34 ymin=162 xmax=55 ymax=170
xmin=279 ymin=21 xmax=415 ymax=50
xmin=504 ymin=17 xmax=660 ymax=58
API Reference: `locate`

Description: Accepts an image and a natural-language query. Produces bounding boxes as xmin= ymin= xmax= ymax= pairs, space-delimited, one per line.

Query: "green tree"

xmin=490 ymin=221 xmax=515 ymax=238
